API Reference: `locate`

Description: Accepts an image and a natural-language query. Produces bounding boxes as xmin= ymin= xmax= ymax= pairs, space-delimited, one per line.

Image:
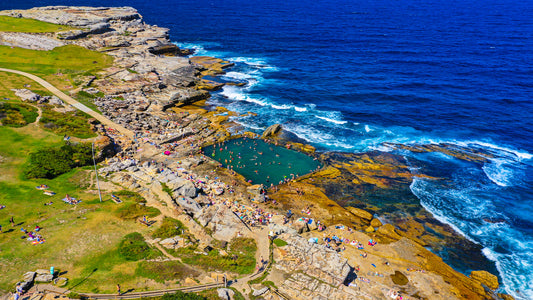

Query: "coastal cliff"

xmin=0 ymin=6 xmax=513 ymax=300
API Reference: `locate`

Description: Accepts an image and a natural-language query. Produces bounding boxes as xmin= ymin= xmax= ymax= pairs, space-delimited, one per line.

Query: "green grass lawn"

xmin=0 ymin=15 xmax=78 ymax=33
xmin=0 ymin=44 xmax=113 ymax=77
xmin=0 ymin=125 xmax=161 ymax=293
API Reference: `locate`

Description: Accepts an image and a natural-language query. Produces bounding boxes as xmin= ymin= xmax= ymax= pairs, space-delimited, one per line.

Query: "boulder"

xmin=370 ymin=218 xmax=382 ymax=227
xmin=148 ymin=44 xmax=180 ymax=56
xmin=53 ymin=277 xmax=68 ymax=287
xmin=470 ymin=270 xmax=499 ymax=290
xmin=293 ymin=219 xmax=309 ymax=234
xmin=23 ymin=272 xmax=36 ymax=282
xmin=34 ymin=274 xmax=53 ymax=283
xmin=176 ymin=180 xmax=198 ymax=198
xmin=176 ymin=197 xmax=201 ymax=215
xmin=34 ymin=269 xmax=50 ymax=275
xmin=262 ymin=124 xmax=282 ymax=138
xmin=365 ymin=226 xmax=375 ymax=233
xmin=376 ymin=224 xmax=402 ymax=240
xmin=346 ymin=207 xmax=373 ymax=221
xmin=159 ymin=236 xmax=185 ymax=249
xmin=217 ymin=288 xmax=234 ymax=300
xmin=253 ymin=287 xmax=269 ymax=297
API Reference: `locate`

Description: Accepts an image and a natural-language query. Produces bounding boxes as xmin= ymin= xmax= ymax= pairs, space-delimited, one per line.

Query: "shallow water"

xmin=203 ymin=138 xmax=320 ymax=186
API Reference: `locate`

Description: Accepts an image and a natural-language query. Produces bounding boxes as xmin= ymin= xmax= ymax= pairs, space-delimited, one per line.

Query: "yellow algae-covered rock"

xmin=312 ymin=166 xmax=341 ymax=179
xmin=376 ymin=223 xmax=402 ymax=240
xmin=346 ymin=207 xmax=373 ymax=221
xmin=370 ymin=218 xmax=382 ymax=227
xmin=470 ymin=270 xmax=499 ymax=290
xmin=498 ymin=293 xmax=515 ymax=300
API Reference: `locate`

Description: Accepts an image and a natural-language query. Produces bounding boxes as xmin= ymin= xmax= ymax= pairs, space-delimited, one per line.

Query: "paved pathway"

xmin=0 ymin=68 xmax=134 ymax=139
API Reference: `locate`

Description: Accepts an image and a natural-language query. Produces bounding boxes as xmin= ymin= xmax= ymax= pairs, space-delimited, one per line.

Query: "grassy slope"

xmin=0 ymin=44 xmax=113 ymax=78
xmin=0 ymin=16 xmax=78 ymax=33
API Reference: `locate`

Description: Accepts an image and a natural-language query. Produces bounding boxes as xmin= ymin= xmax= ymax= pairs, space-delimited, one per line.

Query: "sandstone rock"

xmin=365 ymin=226 xmax=375 ymax=233
xmin=308 ymin=219 xmax=318 ymax=231
xmin=0 ymin=32 xmax=64 ymax=50
xmin=498 ymin=293 xmax=515 ymax=300
xmin=262 ymin=124 xmax=282 ymax=138
xmin=470 ymin=270 xmax=499 ymax=290
xmin=390 ymin=271 xmax=409 ymax=285
xmin=293 ymin=219 xmax=309 ymax=234
xmin=53 ymin=277 xmax=68 ymax=287
xmin=159 ymin=236 xmax=185 ymax=249
xmin=370 ymin=218 xmax=382 ymax=227
xmin=34 ymin=274 xmax=53 ymax=283
xmin=35 ymin=269 xmax=50 ymax=275
xmin=176 ymin=197 xmax=201 ymax=215
xmin=184 ymin=277 xmax=196 ymax=285
xmin=176 ymin=180 xmax=198 ymax=198
xmin=376 ymin=223 xmax=402 ymax=240
xmin=148 ymin=43 xmax=180 ymax=56
xmin=217 ymin=288 xmax=234 ymax=300
xmin=253 ymin=287 xmax=269 ymax=297
xmin=346 ymin=207 xmax=373 ymax=221
xmin=23 ymin=272 xmax=36 ymax=282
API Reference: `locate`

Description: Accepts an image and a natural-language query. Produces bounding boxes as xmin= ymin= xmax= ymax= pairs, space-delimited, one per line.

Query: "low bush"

xmin=39 ymin=108 xmax=96 ymax=138
xmin=0 ymin=102 xmax=38 ymax=127
xmin=113 ymin=190 xmax=146 ymax=204
xmin=152 ymin=217 xmax=187 ymax=239
xmin=24 ymin=142 xmax=92 ymax=179
xmin=118 ymin=232 xmax=161 ymax=261
xmin=115 ymin=203 xmax=160 ymax=220
xmin=273 ymin=238 xmax=288 ymax=247
xmin=135 ymin=261 xmax=200 ymax=283
xmin=182 ymin=237 xmax=256 ymax=274
xmin=160 ymin=291 xmax=206 ymax=300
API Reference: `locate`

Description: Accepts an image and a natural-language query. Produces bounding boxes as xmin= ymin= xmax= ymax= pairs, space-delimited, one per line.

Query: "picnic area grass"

xmin=0 ymin=15 xmax=78 ymax=33
xmin=0 ymin=44 xmax=113 ymax=90
xmin=0 ymin=124 xmax=164 ymax=293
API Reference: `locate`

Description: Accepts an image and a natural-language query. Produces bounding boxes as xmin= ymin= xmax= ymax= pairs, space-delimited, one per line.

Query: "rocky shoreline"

xmin=0 ymin=6 xmax=513 ymax=300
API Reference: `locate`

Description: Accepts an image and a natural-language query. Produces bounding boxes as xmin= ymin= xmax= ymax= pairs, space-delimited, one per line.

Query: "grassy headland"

xmin=0 ymin=15 xmax=78 ymax=33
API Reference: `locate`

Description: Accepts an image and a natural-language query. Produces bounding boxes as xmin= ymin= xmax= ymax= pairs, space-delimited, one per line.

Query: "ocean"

xmin=4 ymin=0 xmax=533 ymax=298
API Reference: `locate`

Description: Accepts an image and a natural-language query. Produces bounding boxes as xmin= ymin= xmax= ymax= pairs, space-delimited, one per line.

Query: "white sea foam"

xmin=220 ymin=86 xmax=268 ymax=106
xmin=314 ymin=115 xmax=348 ymax=125
xmin=271 ymin=104 xmax=292 ymax=110
xmin=294 ymin=106 xmax=308 ymax=112
xmin=364 ymin=124 xmax=371 ymax=132
xmin=482 ymin=159 xmax=516 ymax=187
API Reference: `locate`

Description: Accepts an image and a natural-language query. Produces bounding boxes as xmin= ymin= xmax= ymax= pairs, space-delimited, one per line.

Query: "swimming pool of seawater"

xmin=203 ymin=138 xmax=321 ymax=186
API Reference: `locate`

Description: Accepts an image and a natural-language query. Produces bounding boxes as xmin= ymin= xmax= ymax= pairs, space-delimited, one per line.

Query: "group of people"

xmin=21 ymin=226 xmax=45 ymax=245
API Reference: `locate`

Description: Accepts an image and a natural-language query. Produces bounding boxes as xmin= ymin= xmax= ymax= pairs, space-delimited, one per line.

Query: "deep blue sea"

xmin=4 ymin=0 xmax=533 ymax=298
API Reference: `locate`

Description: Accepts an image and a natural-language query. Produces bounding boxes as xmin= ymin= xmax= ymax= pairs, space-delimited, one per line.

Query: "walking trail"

xmin=0 ymin=68 xmax=134 ymax=139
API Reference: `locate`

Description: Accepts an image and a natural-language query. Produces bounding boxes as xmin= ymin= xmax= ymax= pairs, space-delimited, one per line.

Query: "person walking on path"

xmin=10 ymin=216 xmax=14 ymax=227
xmin=117 ymin=284 xmax=121 ymax=295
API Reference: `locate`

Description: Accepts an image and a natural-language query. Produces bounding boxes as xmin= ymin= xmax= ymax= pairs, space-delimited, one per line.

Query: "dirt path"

xmin=0 ymin=68 xmax=134 ymax=139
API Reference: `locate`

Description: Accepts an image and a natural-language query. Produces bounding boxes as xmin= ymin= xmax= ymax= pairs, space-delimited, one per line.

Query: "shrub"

xmin=115 ymin=203 xmax=160 ymax=220
xmin=135 ymin=261 xmax=200 ymax=283
xmin=114 ymin=190 xmax=146 ymax=204
xmin=161 ymin=291 xmax=205 ymax=300
xmin=152 ymin=217 xmax=187 ymax=239
xmin=273 ymin=238 xmax=288 ymax=247
xmin=0 ymin=102 xmax=38 ymax=127
xmin=182 ymin=237 xmax=257 ymax=274
xmin=24 ymin=142 xmax=93 ymax=179
xmin=118 ymin=232 xmax=161 ymax=261
xmin=39 ymin=108 xmax=96 ymax=138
